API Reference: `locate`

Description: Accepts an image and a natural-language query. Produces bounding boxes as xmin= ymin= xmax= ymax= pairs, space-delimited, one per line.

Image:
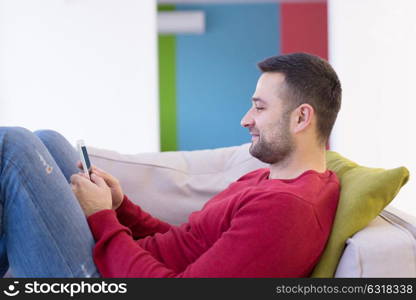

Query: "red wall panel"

xmin=281 ymin=2 xmax=328 ymax=60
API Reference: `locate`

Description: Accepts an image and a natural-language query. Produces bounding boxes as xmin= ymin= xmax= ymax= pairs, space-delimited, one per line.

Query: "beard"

xmin=249 ymin=116 xmax=295 ymax=164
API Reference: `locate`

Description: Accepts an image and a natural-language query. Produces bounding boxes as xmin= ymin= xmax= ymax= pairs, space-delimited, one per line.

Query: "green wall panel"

xmin=158 ymin=5 xmax=177 ymax=151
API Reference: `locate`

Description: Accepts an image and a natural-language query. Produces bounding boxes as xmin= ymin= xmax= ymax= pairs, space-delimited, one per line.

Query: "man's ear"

xmin=292 ymin=104 xmax=314 ymax=134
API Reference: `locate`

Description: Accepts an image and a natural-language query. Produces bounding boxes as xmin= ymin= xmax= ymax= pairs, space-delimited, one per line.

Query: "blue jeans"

xmin=0 ymin=127 xmax=100 ymax=277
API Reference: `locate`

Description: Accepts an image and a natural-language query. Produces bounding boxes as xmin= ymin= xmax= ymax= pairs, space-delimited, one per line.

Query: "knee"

xmin=0 ymin=127 xmax=41 ymax=155
xmin=34 ymin=129 xmax=67 ymax=146
xmin=0 ymin=126 xmax=35 ymax=144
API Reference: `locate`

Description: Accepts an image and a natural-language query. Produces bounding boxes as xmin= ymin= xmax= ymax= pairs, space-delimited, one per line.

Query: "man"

xmin=0 ymin=53 xmax=341 ymax=277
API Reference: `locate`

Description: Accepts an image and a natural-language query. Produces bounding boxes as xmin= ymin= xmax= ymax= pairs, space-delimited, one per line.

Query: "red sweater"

xmin=87 ymin=168 xmax=340 ymax=278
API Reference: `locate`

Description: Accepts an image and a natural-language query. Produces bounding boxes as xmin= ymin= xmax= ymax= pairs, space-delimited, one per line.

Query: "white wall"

xmin=0 ymin=0 xmax=159 ymax=154
xmin=329 ymin=0 xmax=416 ymax=214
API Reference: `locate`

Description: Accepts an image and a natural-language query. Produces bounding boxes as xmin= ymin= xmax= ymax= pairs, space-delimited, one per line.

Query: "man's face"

xmin=240 ymin=72 xmax=295 ymax=164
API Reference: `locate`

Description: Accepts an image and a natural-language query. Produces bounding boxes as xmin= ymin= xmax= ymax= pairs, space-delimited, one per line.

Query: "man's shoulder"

xmin=231 ymin=189 xmax=316 ymax=223
xmin=236 ymin=173 xmax=339 ymax=209
xmin=230 ymin=168 xmax=339 ymax=208
xmin=236 ymin=168 xmax=269 ymax=182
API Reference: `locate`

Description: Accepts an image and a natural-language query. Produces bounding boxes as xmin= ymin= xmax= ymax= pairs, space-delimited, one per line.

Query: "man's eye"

xmin=255 ymin=107 xmax=264 ymax=111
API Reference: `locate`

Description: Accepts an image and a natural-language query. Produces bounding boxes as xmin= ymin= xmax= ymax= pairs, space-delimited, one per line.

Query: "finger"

xmin=72 ymin=173 xmax=90 ymax=185
xmin=91 ymin=165 xmax=103 ymax=172
xmin=77 ymin=161 xmax=83 ymax=170
xmin=70 ymin=174 xmax=80 ymax=184
xmin=91 ymin=173 xmax=108 ymax=188
xmin=78 ymin=172 xmax=89 ymax=179
xmin=91 ymin=169 xmax=116 ymax=186
xmin=91 ymin=166 xmax=108 ymax=177
xmin=90 ymin=167 xmax=101 ymax=176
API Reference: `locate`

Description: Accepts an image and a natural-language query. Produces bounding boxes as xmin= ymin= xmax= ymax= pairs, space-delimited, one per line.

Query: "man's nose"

xmin=240 ymin=110 xmax=254 ymax=128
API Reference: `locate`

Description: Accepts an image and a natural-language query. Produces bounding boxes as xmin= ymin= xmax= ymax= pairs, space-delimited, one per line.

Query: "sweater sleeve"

xmin=87 ymin=193 xmax=326 ymax=277
xmin=114 ymin=195 xmax=171 ymax=239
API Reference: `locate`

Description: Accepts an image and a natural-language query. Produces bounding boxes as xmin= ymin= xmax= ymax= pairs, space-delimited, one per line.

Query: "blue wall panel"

xmin=176 ymin=4 xmax=280 ymax=150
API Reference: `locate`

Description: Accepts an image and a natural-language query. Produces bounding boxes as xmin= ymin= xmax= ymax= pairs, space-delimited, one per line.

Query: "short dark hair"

xmin=257 ymin=53 xmax=342 ymax=145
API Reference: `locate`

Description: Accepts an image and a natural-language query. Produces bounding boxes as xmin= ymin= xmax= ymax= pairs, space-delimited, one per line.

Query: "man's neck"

xmin=268 ymin=146 xmax=327 ymax=180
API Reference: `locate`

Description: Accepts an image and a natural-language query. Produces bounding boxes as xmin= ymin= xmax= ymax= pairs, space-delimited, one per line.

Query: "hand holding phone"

xmin=77 ymin=140 xmax=92 ymax=180
xmin=75 ymin=140 xmax=124 ymax=209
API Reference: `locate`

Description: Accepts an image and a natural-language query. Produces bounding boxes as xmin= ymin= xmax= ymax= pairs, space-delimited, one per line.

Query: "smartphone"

xmin=77 ymin=140 xmax=92 ymax=179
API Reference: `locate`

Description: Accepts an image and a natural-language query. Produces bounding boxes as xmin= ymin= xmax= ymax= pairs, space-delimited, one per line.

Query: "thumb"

xmin=91 ymin=173 xmax=107 ymax=188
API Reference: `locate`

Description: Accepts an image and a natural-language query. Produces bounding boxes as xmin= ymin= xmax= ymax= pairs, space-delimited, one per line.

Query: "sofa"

xmin=87 ymin=143 xmax=416 ymax=278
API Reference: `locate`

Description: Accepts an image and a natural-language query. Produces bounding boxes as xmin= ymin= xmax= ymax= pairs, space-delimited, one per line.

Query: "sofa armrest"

xmin=335 ymin=206 xmax=416 ymax=277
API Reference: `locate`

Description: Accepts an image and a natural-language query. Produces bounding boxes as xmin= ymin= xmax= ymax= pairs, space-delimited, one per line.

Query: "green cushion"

xmin=311 ymin=151 xmax=409 ymax=277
